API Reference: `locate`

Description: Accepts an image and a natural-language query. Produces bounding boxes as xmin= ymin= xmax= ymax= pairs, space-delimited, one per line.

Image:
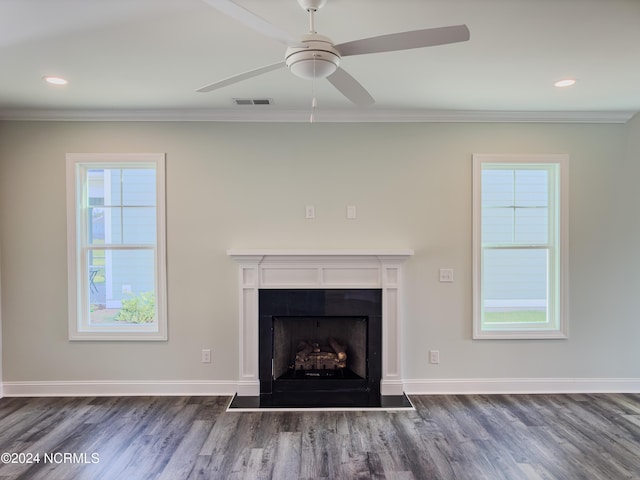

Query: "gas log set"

xmin=293 ymin=337 xmax=347 ymax=374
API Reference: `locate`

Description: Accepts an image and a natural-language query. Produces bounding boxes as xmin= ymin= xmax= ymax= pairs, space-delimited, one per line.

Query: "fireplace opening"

xmin=273 ymin=316 xmax=367 ymax=381
xmin=259 ymin=289 xmax=382 ymax=407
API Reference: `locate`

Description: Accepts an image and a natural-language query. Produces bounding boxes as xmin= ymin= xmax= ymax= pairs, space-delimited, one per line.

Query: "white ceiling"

xmin=1 ymin=0 xmax=639 ymax=122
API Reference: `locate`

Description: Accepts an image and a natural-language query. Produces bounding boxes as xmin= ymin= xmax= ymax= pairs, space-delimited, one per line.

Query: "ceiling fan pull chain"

xmin=310 ymin=55 xmax=318 ymax=123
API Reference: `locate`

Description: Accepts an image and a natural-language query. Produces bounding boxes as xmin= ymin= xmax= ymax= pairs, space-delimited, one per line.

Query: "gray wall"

xmin=0 ymin=118 xmax=639 ymax=384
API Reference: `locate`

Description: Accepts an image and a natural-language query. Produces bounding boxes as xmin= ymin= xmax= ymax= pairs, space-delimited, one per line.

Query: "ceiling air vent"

xmin=234 ymin=98 xmax=273 ymax=105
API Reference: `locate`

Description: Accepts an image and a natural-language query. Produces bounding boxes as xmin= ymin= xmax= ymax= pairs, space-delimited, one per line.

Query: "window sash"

xmin=480 ymin=245 xmax=556 ymax=331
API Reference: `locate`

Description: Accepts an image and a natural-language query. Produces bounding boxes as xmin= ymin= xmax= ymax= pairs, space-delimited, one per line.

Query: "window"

xmin=472 ymin=154 xmax=568 ymax=339
xmin=66 ymin=153 xmax=167 ymax=340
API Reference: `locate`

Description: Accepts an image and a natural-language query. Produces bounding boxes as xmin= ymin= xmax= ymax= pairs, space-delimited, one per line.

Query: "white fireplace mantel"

xmin=227 ymin=249 xmax=414 ymax=396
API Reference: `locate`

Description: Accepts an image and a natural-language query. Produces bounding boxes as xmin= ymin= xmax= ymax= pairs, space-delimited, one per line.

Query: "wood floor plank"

xmin=1 ymin=393 xmax=639 ymax=479
xmin=299 ymin=412 xmax=332 ymax=479
xmin=154 ymin=420 xmax=213 ymax=480
xmin=270 ymin=432 xmax=302 ymax=480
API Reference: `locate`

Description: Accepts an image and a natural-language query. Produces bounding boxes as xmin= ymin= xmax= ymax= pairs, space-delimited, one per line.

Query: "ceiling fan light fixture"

xmin=288 ymin=54 xmax=339 ymax=79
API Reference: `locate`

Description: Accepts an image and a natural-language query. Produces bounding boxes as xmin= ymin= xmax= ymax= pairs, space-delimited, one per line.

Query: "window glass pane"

xmin=482 ymin=206 xmax=513 ymax=244
xmin=483 ymin=248 xmax=548 ymax=324
xmin=86 ymin=168 xmax=157 ymax=245
xmin=105 ymin=169 xmax=122 ymax=206
xmin=122 ymin=169 xmax=156 ymax=206
xmin=89 ymin=207 xmax=123 ymax=244
xmin=482 ymin=207 xmax=548 ymax=244
xmin=88 ymin=249 xmax=156 ymax=326
xmin=87 ymin=168 xmax=122 ymax=207
xmin=515 ymin=170 xmax=548 ymax=207
xmin=514 ymin=208 xmax=548 ymax=244
xmin=482 ymin=167 xmax=550 ymax=246
xmin=122 ymin=207 xmax=156 ymax=244
xmin=482 ymin=169 xmax=514 ymax=207
xmin=88 ymin=169 xmax=105 ymax=206
xmin=89 ymin=168 xmax=156 ymax=207
xmin=88 ymin=207 xmax=105 ymax=244
xmin=108 ymin=207 xmax=123 ymax=244
xmin=91 ymin=207 xmax=156 ymax=245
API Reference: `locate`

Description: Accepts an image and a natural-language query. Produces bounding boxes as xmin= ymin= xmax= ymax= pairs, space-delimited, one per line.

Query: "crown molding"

xmin=0 ymin=107 xmax=635 ymax=124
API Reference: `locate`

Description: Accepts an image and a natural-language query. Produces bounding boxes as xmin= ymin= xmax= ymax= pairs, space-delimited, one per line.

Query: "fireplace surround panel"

xmin=227 ymin=250 xmax=413 ymax=400
xmin=259 ymin=289 xmax=382 ymax=406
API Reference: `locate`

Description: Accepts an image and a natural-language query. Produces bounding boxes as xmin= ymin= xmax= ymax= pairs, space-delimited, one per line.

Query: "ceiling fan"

xmin=197 ymin=0 xmax=470 ymax=106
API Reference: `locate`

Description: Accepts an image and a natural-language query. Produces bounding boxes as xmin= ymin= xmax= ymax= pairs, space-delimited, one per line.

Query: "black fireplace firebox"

xmin=259 ymin=289 xmax=382 ymax=407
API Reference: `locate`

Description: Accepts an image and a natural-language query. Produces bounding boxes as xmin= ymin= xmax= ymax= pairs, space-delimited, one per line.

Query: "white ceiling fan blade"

xmin=196 ymin=61 xmax=286 ymax=93
xmin=202 ymin=0 xmax=300 ymax=46
xmin=335 ymin=24 xmax=470 ymax=57
xmin=327 ymin=67 xmax=375 ymax=107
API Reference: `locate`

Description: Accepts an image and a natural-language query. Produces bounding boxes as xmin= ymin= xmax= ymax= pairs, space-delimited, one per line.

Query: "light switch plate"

xmin=439 ymin=268 xmax=454 ymax=282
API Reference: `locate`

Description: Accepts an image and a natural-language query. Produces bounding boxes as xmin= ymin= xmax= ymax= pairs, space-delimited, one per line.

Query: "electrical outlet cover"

xmin=429 ymin=350 xmax=440 ymax=364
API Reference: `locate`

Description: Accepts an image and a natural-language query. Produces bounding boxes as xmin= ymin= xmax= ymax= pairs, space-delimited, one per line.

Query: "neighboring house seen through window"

xmin=66 ymin=153 xmax=167 ymax=340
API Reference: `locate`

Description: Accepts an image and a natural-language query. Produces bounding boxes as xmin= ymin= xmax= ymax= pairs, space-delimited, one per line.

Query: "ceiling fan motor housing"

xmin=285 ymin=33 xmax=340 ymax=79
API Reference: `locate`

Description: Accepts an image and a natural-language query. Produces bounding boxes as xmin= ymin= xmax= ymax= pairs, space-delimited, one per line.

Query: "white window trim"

xmin=66 ymin=153 xmax=167 ymax=341
xmin=472 ymin=154 xmax=569 ymax=339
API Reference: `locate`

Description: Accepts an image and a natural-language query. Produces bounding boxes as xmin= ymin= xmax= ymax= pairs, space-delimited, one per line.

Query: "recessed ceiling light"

xmin=43 ymin=76 xmax=68 ymax=85
xmin=554 ymin=78 xmax=576 ymax=88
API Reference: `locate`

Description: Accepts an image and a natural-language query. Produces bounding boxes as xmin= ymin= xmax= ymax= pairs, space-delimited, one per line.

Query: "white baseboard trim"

xmin=403 ymin=378 xmax=640 ymax=395
xmin=2 ymin=380 xmax=237 ymax=397
xmin=3 ymin=378 xmax=639 ymax=398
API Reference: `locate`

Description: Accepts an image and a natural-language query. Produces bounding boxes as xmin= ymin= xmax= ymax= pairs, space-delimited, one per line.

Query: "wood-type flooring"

xmin=0 ymin=393 xmax=639 ymax=479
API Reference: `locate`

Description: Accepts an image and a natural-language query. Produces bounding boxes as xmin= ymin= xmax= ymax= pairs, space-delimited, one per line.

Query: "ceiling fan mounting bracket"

xmin=297 ymin=0 xmax=326 ymax=12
